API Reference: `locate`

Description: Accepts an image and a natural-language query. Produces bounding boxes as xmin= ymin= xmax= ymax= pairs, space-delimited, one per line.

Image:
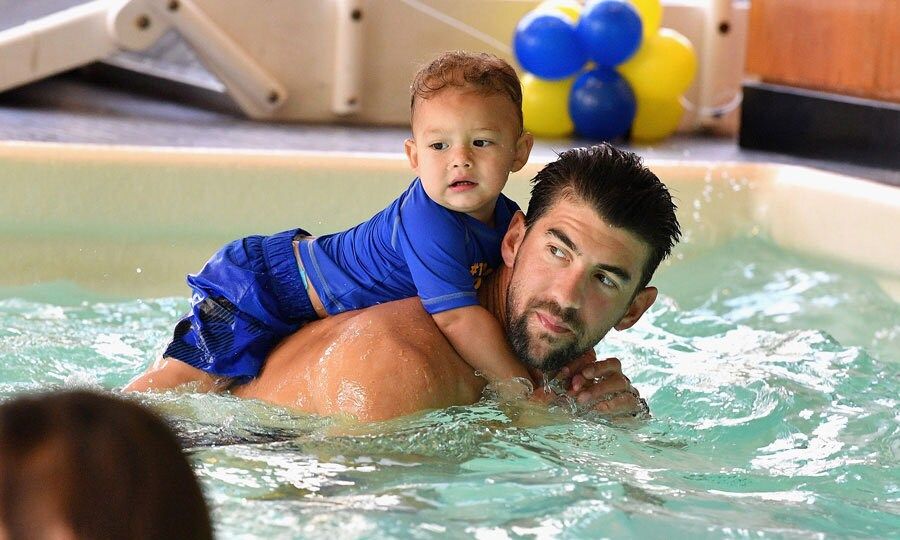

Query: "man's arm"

xmin=431 ymin=305 xmax=534 ymax=387
xmin=123 ymin=358 xmax=229 ymax=393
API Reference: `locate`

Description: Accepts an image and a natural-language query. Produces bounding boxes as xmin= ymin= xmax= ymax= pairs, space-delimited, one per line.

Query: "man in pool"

xmin=126 ymin=145 xmax=681 ymax=420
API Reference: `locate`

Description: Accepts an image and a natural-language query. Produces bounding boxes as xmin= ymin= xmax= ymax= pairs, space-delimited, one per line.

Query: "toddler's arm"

xmin=431 ymin=305 xmax=534 ymax=387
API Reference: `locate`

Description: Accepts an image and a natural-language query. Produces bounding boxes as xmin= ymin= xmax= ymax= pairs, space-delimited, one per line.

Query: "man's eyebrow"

xmin=547 ymin=228 xmax=581 ymax=255
xmin=546 ymin=228 xmax=633 ymax=283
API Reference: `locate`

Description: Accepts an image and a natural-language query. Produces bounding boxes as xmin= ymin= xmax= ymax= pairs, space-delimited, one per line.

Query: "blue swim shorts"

xmin=163 ymin=228 xmax=319 ymax=382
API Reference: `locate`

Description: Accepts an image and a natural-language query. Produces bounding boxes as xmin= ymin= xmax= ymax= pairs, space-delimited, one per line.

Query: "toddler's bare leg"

xmin=123 ymin=357 xmax=231 ymax=393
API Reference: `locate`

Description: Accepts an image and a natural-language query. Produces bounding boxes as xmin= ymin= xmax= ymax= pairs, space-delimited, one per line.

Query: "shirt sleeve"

xmin=395 ymin=188 xmax=479 ymax=315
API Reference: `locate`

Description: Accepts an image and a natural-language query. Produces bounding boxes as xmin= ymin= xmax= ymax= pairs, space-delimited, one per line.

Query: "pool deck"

xmin=0 ymin=0 xmax=896 ymax=186
xmin=2 ymin=74 xmax=897 ymax=188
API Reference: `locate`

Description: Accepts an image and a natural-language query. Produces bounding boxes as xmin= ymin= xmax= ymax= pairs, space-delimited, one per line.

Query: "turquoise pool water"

xmin=1 ymin=237 xmax=897 ymax=538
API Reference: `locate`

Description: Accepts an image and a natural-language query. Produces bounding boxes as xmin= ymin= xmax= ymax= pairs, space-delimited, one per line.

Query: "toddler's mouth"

xmin=450 ymin=179 xmax=476 ymax=189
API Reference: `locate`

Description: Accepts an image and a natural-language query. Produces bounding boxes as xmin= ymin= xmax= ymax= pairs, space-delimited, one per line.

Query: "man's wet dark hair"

xmin=525 ymin=144 xmax=681 ymax=289
xmin=0 ymin=390 xmax=213 ymax=540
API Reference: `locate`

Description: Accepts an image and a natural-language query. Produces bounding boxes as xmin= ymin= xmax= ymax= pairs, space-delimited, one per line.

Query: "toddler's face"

xmin=405 ymin=87 xmax=533 ymax=224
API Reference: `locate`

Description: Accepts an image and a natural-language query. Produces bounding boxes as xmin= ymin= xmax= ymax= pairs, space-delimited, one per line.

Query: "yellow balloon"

xmin=536 ymin=0 xmax=583 ymax=22
xmin=521 ymin=73 xmax=575 ymax=138
xmin=618 ymin=28 xmax=697 ymax=100
xmin=628 ymin=0 xmax=662 ymax=37
xmin=631 ymin=95 xmax=683 ymax=142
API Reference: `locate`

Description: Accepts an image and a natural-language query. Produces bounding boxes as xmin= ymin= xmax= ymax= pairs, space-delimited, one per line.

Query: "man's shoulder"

xmin=345 ymin=297 xmax=432 ymax=332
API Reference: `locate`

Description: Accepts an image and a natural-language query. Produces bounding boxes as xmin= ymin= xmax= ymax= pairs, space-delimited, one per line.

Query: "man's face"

xmin=502 ymin=197 xmax=657 ymax=373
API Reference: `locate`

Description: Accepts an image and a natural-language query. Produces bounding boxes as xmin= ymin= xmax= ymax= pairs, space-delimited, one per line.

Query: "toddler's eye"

xmin=429 ymin=142 xmax=448 ymax=150
xmin=473 ymin=139 xmax=492 ymax=148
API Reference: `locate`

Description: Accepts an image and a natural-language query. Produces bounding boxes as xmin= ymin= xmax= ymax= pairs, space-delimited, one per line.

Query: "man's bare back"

xmin=233 ymin=298 xmax=485 ymax=421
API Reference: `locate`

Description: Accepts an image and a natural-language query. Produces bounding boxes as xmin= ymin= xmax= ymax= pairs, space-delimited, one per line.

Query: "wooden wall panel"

xmin=875 ymin=1 xmax=900 ymax=102
xmin=746 ymin=0 xmax=899 ymax=103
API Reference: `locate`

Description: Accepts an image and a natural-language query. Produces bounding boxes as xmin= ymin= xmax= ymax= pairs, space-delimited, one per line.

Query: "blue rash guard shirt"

xmin=298 ymin=178 xmax=520 ymax=316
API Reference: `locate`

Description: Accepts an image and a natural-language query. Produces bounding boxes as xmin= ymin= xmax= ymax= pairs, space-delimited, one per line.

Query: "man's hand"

xmin=555 ymin=355 xmax=649 ymax=417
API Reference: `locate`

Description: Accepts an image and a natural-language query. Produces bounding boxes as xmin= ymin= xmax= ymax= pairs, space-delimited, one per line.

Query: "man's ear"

xmin=614 ymin=286 xmax=658 ymax=331
xmin=501 ymin=211 xmax=527 ymax=268
xmin=404 ymin=138 xmax=418 ymax=170
xmin=510 ymin=132 xmax=534 ymax=172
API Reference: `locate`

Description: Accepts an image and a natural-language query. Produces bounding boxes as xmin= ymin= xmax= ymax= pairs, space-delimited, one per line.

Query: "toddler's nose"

xmin=450 ymin=147 xmax=473 ymax=168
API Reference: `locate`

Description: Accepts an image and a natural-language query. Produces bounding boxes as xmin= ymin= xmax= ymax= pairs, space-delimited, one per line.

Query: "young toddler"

xmin=163 ymin=51 xmax=536 ymax=388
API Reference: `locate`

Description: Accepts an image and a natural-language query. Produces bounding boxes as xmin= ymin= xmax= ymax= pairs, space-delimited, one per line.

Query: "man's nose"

xmin=549 ymin=268 xmax=584 ymax=310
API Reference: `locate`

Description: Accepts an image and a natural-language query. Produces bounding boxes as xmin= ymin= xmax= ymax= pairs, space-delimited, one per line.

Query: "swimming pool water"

xmin=1 ymin=237 xmax=897 ymax=539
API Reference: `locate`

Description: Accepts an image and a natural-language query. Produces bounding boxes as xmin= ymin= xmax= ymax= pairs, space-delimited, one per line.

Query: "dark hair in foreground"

xmin=0 ymin=390 xmax=213 ymax=540
xmin=410 ymin=50 xmax=524 ymax=132
xmin=526 ymin=144 xmax=681 ymax=289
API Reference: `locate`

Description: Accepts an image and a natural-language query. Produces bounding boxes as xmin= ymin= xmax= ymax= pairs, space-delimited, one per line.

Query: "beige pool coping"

xmin=2 ymin=141 xmax=899 ymax=300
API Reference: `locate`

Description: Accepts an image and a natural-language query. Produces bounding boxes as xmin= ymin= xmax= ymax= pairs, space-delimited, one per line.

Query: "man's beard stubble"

xmin=504 ymin=284 xmax=590 ymax=375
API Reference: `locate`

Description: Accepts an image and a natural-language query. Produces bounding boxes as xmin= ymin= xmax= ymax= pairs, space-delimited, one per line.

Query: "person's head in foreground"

xmin=0 ymin=390 xmax=212 ymax=540
xmin=405 ymin=50 xmax=534 ymax=223
xmin=502 ymin=143 xmax=681 ymax=375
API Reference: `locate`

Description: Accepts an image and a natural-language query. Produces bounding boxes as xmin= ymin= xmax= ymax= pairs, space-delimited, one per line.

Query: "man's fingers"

xmin=557 ymin=356 xmax=621 ymax=391
xmin=567 ymin=359 xmax=630 ymax=395
xmin=587 ymin=391 xmax=647 ymax=417
xmin=573 ymin=372 xmax=632 ymax=403
xmin=570 ymin=373 xmax=587 ymax=392
xmin=554 ymin=356 xmax=647 ymax=417
xmin=579 ymin=357 xmax=623 ymax=380
xmin=557 ymin=349 xmax=598 ymax=380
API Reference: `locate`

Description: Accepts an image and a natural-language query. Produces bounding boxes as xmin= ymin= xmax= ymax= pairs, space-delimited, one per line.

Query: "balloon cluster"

xmin=514 ymin=0 xmax=697 ymax=142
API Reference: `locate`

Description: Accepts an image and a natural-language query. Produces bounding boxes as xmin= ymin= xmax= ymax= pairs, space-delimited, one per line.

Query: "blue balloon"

xmin=514 ymin=11 xmax=588 ymax=80
xmin=569 ymin=68 xmax=636 ymax=140
xmin=576 ymin=0 xmax=643 ymax=67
